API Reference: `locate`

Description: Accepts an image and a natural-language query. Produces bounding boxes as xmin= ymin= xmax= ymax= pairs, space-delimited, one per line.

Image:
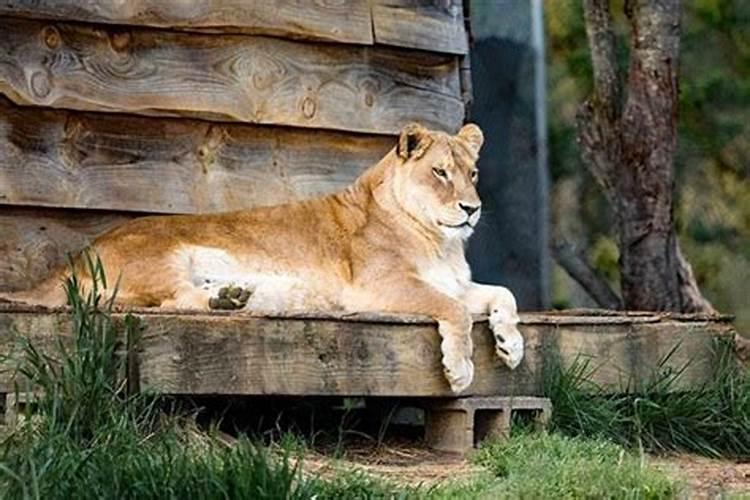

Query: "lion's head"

xmin=389 ymin=122 xmax=485 ymax=240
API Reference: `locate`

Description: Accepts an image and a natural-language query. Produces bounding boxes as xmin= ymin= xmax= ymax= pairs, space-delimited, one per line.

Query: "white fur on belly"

xmin=172 ymin=245 xmax=334 ymax=310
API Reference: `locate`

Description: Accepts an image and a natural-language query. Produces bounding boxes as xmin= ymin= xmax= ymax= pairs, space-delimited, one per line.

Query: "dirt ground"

xmin=300 ymin=440 xmax=750 ymax=497
xmin=301 ymin=440 xmax=483 ymax=487
xmin=652 ymin=454 xmax=750 ymax=498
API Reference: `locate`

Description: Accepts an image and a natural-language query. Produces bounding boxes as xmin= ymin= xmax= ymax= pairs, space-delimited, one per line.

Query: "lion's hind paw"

xmin=208 ymin=285 xmax=252 ymax=310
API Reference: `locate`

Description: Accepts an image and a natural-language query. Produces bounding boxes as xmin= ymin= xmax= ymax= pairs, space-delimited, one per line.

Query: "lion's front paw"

xmin=443 ymin=355 xmax=474 ymax=393
xmin=490 ymin=310 xmax=524 ymax=369
xmin=208 ymin=285 xmax=252 ymax=310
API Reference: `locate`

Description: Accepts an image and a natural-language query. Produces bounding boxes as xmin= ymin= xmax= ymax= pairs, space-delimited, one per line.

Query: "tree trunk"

xmin=576 ymin=0 xmax=715 ymax=313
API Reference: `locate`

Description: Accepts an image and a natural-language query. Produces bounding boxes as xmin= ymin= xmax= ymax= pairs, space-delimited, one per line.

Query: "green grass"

xmin=7 ymin=253 xmax=146 ymax=444
xmin=306 ymin=432 xmax=679 ymax=500
xmin=1 ymin=429 xmax=317 ymax=500
xmin=544 ymin=344 xmax=750 ymax=458
xmin=474 ymin=432 xmax=677 ymax=499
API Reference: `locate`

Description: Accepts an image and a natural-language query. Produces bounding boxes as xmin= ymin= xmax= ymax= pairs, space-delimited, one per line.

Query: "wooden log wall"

xmin=0 ymin=0 xmax=468 ymax=53
xmin=0 ymin=19 xmax=462 ymax=133
xmin=0 ymin=1 xmax=469 ymax=291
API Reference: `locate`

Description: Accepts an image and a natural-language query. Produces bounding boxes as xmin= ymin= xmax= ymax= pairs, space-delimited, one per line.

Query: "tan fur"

xmin=1 ymin=123 xmax=524 ymax=392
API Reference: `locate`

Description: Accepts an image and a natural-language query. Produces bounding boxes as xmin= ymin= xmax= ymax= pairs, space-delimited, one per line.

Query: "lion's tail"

xmin=0 ymin=272 xmax=68 ymax=308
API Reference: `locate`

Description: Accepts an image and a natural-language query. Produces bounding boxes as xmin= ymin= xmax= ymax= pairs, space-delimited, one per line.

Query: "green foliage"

xmin=474 ymin=432 xmax=677 ymax=499
xmin=544 ymin=339 xmax=750 ymax=458
xmin=8 ymin=253 xmax=148 ymax=445
xmin=1 ymin=430 xmax=318 ymax=500
xmin=589 ymin=236 xmax=621 ymax=286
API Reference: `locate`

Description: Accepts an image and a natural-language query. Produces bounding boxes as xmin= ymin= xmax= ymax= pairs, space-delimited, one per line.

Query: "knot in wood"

xmin=197 ymin=145 xmax=214 ymax=171
xmin=110 ymin=31 xmax=132 ymax=52
xmin=360 ymin=78 xmax=380 ymax=108
xmin=41 ymin=26 xmax=61 ymax=50
xmin=252 ymin=73 xmax=270 ymax=90
xmin=301 ymin=96 xmax=317 ymax=119
xmin=29 ymin=71 xmax=52 ymax=99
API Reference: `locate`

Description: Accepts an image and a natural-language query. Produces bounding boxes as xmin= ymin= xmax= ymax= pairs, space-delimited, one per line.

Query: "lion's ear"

xmin=397 ymin=122 xmax=432 ymax=161
xmin=457 ymin=123 xmax=484 ymax=155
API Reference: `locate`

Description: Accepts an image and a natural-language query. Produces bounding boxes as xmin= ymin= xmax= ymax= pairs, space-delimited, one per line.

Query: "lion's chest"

xmin=416 ymin=255 xmax=471 ymax=299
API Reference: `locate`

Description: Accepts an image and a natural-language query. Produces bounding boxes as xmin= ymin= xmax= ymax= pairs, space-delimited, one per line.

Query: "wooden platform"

xmin=0 ymin=305 xmax=735 ymax=398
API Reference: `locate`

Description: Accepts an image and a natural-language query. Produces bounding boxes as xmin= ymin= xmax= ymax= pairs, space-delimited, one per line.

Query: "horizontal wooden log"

xmin=0 ymin=207 xmax=134 ymax=291
xmin=0 ymin=99 xmax=394 ymax=213
xmin=0 ymin=307 xmax=734 ymax=397
xmin=0 ymin=1 xmax=469 ymax=54
xmin=0 ymin=0 xmax=373 ymax=44
xmin=0 ymin=18 xmax=463 ymax=134
xmin=372 ymin=0 xmax=468 ymax=55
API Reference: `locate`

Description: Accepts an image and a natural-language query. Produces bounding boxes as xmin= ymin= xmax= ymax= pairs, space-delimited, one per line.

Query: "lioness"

xmin=1 ymin=123 xmax=524 ymax=393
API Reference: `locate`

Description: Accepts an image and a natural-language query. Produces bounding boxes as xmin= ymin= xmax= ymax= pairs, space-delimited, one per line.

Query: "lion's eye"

xmin=432 ymin=167 xmax=448 ymax=179
xmin=470 ymin=169 xmax=479 ymax=181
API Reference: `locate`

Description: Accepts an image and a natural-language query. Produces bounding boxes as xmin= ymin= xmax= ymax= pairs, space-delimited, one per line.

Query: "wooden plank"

xmin=0 ymin=0 xmax=374 ymax=45
xmin=0 ymin=186 xmax=430 ymax=291
xmin=0 ymin=99 xmax=394 ymax=213
xmin=549 ymin=320 xmax=736 ymax=391
xmin=0 ymin=308 xmax=733 ymax=397
xmin=0 ymin=18 xmax=463 ymax=134
xmin=372 ymin=0 xmax=468 ymax=55
xmin=0 ymin=0 xmax=469 ymax=55
xmin=0 ymin=208 xmax=134 ymax=291
xmin=0 ymin=310 xmax=542 ymax=397
xmin=136 ymin=315 xmax=543 ymax=397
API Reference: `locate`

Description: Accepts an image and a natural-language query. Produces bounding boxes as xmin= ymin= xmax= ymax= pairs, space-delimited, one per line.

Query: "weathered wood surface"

xmin=0 ymin=0 xmax=374 ymax=44
xmin=0 ymin=307 xmax=735 ymax=397
xmin=0 ymin=1 xmax=469 ymax=54
xmin=0 ymin=18 xmax=463 ymax=134
xmin=0 ymin=99 xmax=393 ymax=213
xmin=372 ymin=0 xmax=468 ymax=55
xmin=0 ymin=208 xmax=134 ymax=291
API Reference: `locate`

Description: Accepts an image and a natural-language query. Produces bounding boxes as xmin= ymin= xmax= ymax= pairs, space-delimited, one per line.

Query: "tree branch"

xmin=577 ymin=0 xmax=622 ymax=201
xmin=552 ymin=237 xmax=623 ymax=310
xmin=583 ymin=0 xmax=622 ymax=122
xmin=675 ymin=243 xmax=716 ymax=313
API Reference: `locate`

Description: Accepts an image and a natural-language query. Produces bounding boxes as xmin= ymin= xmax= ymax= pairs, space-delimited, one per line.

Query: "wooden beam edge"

xmin=0 ymin=303 xmax=737 ymax=326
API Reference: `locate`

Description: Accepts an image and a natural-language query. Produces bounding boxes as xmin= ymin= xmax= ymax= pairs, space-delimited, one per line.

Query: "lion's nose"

xmin=459 ymin=203 xmax=481 ymax=216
